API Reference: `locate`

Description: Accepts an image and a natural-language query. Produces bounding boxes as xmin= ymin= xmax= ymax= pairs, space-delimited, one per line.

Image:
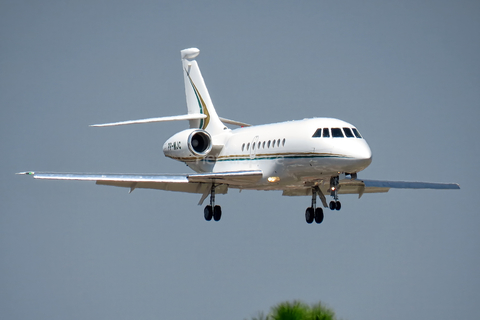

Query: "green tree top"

xmin=246 ymin=300 xmax=338 ymax=320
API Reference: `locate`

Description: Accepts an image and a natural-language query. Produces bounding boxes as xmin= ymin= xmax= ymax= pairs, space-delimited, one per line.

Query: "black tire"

xmin=204 ymin=205 xmax=213 ymax=221
xmin=329 ymin=201 xmax=336 ymax=210
xmin=314 ymin=208 xmax=324 ymax=224
xmin=335 ymin=201 xmax=341 ymax=211
xmin=305 ymin=207 xmax=314 ymax=224
xmin=213 ymin=205 xmax=222 ymax=221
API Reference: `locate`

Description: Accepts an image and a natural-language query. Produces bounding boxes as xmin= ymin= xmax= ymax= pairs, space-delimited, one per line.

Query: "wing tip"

xmin=16 ymin=171 xmax=35 ymax=176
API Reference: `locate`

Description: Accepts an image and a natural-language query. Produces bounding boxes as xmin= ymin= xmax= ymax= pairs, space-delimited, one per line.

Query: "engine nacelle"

xmin=163 ymin=129 xmax=213 ymax=160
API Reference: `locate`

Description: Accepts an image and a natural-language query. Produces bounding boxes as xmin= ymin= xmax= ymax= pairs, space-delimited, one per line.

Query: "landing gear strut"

xmin=304 ymin=176 xmax=344 ymax=224
xmin=204 ymin=184 xmax=222 ymax=221
xmin=329 ymin=176 xmax=341 ymax=211
xmin=305 ymin=187 xmax=324 ymax=224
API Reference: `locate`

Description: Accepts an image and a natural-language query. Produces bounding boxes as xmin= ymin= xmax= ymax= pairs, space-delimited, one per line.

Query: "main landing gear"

xmin=305 ymin=176 xmax=342 ymax=224
xmin=204 ymin=184 xmax=222 ymax=222
xmin=305 ymin=186 xmax=324 ymax=224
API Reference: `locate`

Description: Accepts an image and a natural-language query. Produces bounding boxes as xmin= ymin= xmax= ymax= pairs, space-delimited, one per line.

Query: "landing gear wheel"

xmin=314 ymin=208 xmax=324 ymax=224
xmin=204 ymin=205 xmax=213 ymax=221
xmin=329 ymin=201 xmax=336 ymax=210
xmin=213 ymin=205 xmax=222 ymax=221
xmin=335 ymin=201 xmax=341 ymax=211
xmin=305 ymin=207 xmax=314 ymax=224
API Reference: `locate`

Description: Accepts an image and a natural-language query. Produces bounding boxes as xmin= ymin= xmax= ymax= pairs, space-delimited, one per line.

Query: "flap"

xmin=188 ymin=170 xmax=263 ymax=184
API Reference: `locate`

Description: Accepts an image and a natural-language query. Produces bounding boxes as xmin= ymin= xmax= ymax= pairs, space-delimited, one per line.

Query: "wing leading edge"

xmin=17 ymin=170 xmax=263 ymax=194
xmin=361 ymin=179 xmax=460 ymax=190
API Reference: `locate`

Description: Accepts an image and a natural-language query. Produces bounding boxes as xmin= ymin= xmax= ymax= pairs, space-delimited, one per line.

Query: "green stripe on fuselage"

xmin=216 ymin=154 xmax=353 ymax=162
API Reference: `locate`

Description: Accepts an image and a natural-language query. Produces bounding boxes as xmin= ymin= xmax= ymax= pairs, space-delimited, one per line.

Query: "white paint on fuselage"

xmin=185 ymin=118 xmax=372 ymax=189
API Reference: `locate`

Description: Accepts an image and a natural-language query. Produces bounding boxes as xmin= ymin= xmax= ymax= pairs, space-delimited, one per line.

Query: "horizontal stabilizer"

xmin=219 ymin=117 xmax=251 ymax=127
xmin=90 ymin=114 xmax=207 ymax=127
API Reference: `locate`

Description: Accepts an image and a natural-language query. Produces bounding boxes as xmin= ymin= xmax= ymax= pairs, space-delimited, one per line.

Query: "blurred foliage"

xmin=245 ymin=300 xmax=338 ymax=320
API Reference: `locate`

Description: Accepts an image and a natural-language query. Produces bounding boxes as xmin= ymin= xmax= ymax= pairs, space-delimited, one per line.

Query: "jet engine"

xmin=163 ymin=129 xmax=213 ymax=160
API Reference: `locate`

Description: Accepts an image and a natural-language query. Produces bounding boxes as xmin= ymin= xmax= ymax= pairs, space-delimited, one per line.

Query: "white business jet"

xmin=18 ymin=48 xmax=460 ymax=224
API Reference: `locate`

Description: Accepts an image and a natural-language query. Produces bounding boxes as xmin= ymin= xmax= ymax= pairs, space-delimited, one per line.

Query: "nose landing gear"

xmin=329 ymin=201 xmax=341 ymax=210
xmin=329 ymin=176 xmax=341 ymax=211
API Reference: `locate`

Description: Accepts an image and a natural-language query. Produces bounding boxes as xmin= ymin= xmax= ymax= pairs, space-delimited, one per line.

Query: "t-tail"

xmin=89 ymin=48 xmax=250 ymax=130
xmin=181 ymin=48 xmax=225 ymax=135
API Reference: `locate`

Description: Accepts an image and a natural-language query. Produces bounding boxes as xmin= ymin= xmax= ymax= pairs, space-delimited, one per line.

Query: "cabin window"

xmin=282 ymin=138 xmax=285 ymax=146
xmin=277 ymin=139 xmax=281 ymax=147
xmin=252 ymin=142 xmax=255 ymax=150
xmin=312 ymin=129 xmax=322 ymax=137
xmin=331 ymin=128 xmax=344 ymax=138
xmin=258 ymin=141 xmax=261 ymax=149
xmin=352 ymin=128 xmax=362 ymax=138
xmin=343 ymin=127 xmax=355 ymax=138
xmin=242 ymin=143 xmax=245 ymax=151
xmin=322 ymin=128 xmax=330 ymax=138
xmin=262 ymin=141 xmax=266 ymax=149
xmin=247 ymin=143 xmax=250 ymax=150
xmin=272 ymin=140 xmax=276 ymax=148
xmin=268 ymin=140 xmax=271 ymax=148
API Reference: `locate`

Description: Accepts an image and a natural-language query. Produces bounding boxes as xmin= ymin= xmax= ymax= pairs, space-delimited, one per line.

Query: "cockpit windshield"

xmin=331 ymin=128 xmax=344 ymax=138
xmin=343 ymin=127 xmax=354 ymax=138
xmin=352 ymin=128 xmax=362 ymax=138
xmin=312 ymin=127 xmax=363 ymax=139
xmin=323 ymin=128 xmax=330 ymax=138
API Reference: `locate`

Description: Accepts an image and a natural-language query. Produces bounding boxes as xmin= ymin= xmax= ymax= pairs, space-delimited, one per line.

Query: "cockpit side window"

xmin=343 ymin=127 xmax=354 ymax=138
xmin=322 ymin=128 xmax=330 ymax=138
xmin=331 ymin=128 xmax=344 ymax=138
xmin=312 ymin=129 xmax=322 ymax=137
xmin=352 ymin=128 xmax=362 ymax=138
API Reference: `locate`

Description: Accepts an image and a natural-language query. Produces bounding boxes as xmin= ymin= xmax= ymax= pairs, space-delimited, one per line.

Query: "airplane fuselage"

xmin=164 ymin=117 xmax=372 ymax=190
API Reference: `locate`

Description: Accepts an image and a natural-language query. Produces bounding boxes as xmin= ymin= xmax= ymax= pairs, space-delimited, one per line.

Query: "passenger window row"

xmin=312 ymin=127 xmax=362 ymax=139
xmin=242 ymin=138 xmax=286 ymax=152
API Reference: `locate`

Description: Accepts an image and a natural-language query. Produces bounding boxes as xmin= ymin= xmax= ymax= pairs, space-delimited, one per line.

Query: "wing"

xmin=17 ymin=170 xmax=263 ymax=195
xmin=282 ymin=178 xmax=460 ymax=198
xmin=338 ymin=179 xmax=459 ymax=198
xmin=361 ymin=179 xmax=460 ymax=190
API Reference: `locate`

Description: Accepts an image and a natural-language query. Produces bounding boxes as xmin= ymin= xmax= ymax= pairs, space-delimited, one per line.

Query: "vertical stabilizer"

xmin=181 ymin=48 xmax=225 ymax=135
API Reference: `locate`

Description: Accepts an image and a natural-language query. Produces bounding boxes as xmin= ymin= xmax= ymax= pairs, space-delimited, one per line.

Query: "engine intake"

xmin=189 ymin=130 xmax=211 ymax=155
xmin=163 ymin=129 xmax=213 ymax=160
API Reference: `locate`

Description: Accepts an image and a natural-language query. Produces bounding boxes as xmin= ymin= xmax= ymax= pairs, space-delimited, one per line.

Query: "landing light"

xmin=268 ymin=176 xmax=280 ymax=183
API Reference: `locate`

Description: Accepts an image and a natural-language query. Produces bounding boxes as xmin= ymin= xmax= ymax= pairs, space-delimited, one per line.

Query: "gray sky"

xmin=1 ymin=1 xmax=479 ymax=319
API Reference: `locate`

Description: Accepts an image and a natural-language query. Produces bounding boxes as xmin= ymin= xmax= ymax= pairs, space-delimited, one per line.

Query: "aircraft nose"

xmin=360 ymin=143 xmax=372 ymax=160
xmin=354 ymin=141 xmax=372 ymax=168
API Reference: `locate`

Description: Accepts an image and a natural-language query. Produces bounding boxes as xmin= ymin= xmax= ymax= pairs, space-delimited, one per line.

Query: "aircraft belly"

xmin=308 ymin=157 xmax=368 ymax=174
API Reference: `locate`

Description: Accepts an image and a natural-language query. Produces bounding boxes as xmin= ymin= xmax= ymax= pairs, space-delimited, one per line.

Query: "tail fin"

xmin=181 ymin=48 xmax=225 ymax=135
